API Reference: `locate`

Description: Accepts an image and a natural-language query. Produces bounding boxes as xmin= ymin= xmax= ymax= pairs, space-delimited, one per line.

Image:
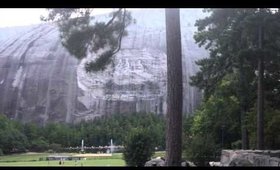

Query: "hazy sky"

xmin=0 ymin=8 xmax=117 ymax=28
xmin=0 ymin=8 xmax=204 ymax=28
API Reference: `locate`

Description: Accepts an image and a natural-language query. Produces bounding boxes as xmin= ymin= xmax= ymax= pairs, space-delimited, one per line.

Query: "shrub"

xmin=123 ymin=128 xmax=155 ymax=166
xmin=0 ymin=148 xmax=3 ymax=156
xmin=183 ymin=134 xmax=219 ymax=166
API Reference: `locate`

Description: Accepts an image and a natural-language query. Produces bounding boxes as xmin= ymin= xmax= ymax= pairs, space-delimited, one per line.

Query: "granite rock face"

xmin=144 ymin=157 xmax=165 ymax=166
xmin=0 ymin=9 xmax=208 ymax=125
xmin=220 ymin=150 xmax=280 ymax=166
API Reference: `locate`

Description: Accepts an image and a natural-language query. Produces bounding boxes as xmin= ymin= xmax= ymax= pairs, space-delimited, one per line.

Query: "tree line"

xmin=182 ymin=8 xmax=280 ymax=166
xmin=0 ymin=112 xmax=165 ymax=155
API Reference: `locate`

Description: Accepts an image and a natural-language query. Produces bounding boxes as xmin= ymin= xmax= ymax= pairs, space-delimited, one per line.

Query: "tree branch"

xmin=105 ymin=8 xmax=123 ymax=28
xmin=112 ymin=9 xmax=126 ymax=55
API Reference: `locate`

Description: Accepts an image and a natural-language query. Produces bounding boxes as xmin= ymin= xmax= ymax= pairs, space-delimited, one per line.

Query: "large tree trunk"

xmin=239 ymin=57 xmax=249 ymax=149
xmin=165 ymin=8 xmax=183 ymax=166
xmin=257 ymin=24 xmax=264 ymax=150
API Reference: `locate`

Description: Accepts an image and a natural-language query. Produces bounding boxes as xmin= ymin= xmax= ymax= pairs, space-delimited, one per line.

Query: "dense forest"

xmin=0 ymin=112 xmax=165 ymax=155
xmin=183 ymin=8 xmax=280 ymax=165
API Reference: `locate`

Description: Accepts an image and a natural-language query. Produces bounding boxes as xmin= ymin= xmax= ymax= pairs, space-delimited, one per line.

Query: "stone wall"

xmin=220 ymin=150 xmax=280 ymax=166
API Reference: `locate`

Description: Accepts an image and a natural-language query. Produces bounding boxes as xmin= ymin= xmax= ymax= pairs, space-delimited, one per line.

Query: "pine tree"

xmin=41 ymin=8 xmax=132 ymax=72
xmin=191 ymin=8 xmax=280 ymax=149
xmin=257 ymin=10 xmax=264 ymax=149
xmin=165 ymin=8 xmax=183 ymax=166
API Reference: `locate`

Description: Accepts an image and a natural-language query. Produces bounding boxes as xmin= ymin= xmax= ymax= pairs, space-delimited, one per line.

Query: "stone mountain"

xmin=0 ymin=9 xmax=208 ymax=125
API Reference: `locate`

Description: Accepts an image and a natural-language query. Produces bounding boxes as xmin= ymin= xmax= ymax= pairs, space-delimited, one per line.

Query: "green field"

xmin=0 ymin=152 xmax=125 ymax=166
xmin=0 ymin=151 xmax=165 ymax=166
xmin=0 ymin=159 xmax=125 ymax=166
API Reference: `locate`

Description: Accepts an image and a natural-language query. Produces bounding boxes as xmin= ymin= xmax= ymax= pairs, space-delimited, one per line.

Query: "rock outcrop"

xmin=144 ymin=157 xmax=196 ymax=167
xmin=144 ymin=157 xmax=165 ymax=166
xmin=0 ymin=9 xmax=208 ymax=124
xmin=220 ymin=150 xmax=280 ymax=166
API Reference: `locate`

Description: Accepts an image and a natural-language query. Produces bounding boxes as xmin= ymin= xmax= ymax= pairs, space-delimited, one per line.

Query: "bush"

xmin=123 ymin=128 xmax=155 ymax=166
xmin=39 ymin=157 xmax=44 ymax=161
xmin=183 ymin=134 xmax=219 ymax=166
xmin=0 ymin=148 xmax=3 ymax=156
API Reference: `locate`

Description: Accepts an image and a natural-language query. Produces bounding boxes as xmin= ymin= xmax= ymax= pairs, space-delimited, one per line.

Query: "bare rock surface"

xmin=0 ymin=9 xmax=208 ymax=124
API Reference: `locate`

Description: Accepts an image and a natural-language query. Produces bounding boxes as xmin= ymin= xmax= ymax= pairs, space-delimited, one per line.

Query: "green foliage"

xmin=85 ymin=50 xmax=113 ymax=72
xmin=61 ymin=27 xmax=93 ymax=59
xmin=247 ymin=107 xmax=280 ymax=149
xmin=192 ymin=75 xmax=241 ymax=145
xmin=30 ymin=138 xmax=49 ymax=152
xmin=49 ymin=143 xmax=62 ymax=152
xmin=189 ymin=8 xmax=280 ymax=156
xmin=231 ymin=140 xmax=242 ymax=149
xmin=23 ymin=123 xmax=40 ymax=140
xmin=0 ymin=148 xmax=3 ymax=156
xmin=0 ymin=112 xmax=165 ymax=155
xmin=183 ymin=74 xmax=243 ymax=164
xmin=42 ymin=8 xmax=133 ymax=72
xmin=123 ymin=128 xmax=155 ymax=166
xmin=191 ymin=8 xmax=280 ymax=106
xmin=0 ymin=114 xmax=28 ymax=154
xmin=183 ymin=134 xmax=218 ymax=166
xmin=79 ymin=112 xmax=166 ymax=148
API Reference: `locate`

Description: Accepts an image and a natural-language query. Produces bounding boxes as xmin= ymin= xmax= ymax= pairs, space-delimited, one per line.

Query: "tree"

xmin=24 ymin=122 xmax=39 ymax=140
xmin=191 ymin=8 xmax=280 ymax=149
xmin=0 ymin=114 xmax=28 ymax=154
xmin=247 ymin=107 xmax=280 ymax=149
xmin=42 ymin=8 xmax=132 ymax=72
xmin=184 ymin=133 xmax=217 ymax=166
xmin=183 ymin=74 xmax=241 ymax=164
xmin=30 ymin=137 xmax=49 ymax=152
xmin=49 ymin=143 xmax=62 ymax=152
xmin=123 ymin=128 xmax=155 ymax=166
xmin=257 ymin=9 xmax=264 ymax=149
xmin=192 ymin=10 xmax=256 ymax=98
xmin=165 ymin=8 xmax=183 ymax=166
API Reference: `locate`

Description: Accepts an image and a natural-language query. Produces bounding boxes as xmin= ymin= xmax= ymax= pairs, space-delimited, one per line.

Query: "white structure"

xmin=81 ymin=139 xmax=84 ymax=152
xmin=110 ymin=139 xmax=114 ymax=153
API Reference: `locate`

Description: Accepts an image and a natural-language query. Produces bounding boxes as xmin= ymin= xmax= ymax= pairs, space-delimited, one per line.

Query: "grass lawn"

xmin=0 ymin=152 xmax=50 ymax=162
xmin=0 ymin=151 xmax=165 ymax=166
xmin=152 ymin=151 xmax=165 ymax=158
xmin=0 ymin=152 xmax=125 ymax=166
xmin=0 ymin=159 xmax=125 ymax=166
